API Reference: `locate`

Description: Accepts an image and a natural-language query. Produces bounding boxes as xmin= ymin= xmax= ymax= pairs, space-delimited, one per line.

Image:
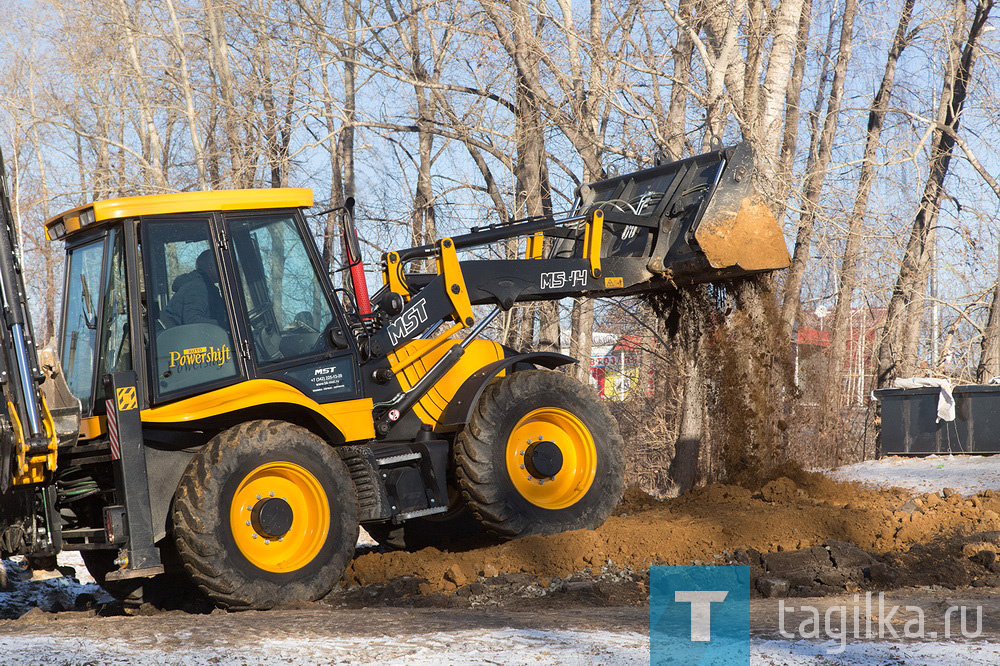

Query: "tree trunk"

xmin=978 ymin=242 xmax=1000 ymax=382
xmin=670 ymin=341 xmax=705 ymax=493
xmin=204 ymin=0 xmax=244 ymax=186
xmin=773 ymin=0 xmax=813 ymax=220
xmin=662 ymin=0 xmax=697 ymax=159
xmin=569 ymin=299 xmax=594 ymax=384
xmin=780 ymin=0 xmax=859 ymax=336
xmin=114 ymin=0 xmax=168 ymax=189
xmin=822 ymin=0 xmax=915 ymax=420
xmin=165 ymin=0 xmax=208 ymax=189
xmin=755 ymin=0 xmax=808 ymax=176
xmin=700 ymin=0 xmax=745 ymax=148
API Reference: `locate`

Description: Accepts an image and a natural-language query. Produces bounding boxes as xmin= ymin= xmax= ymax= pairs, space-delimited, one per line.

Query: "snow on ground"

xmin=0 ymin=556 xmax=111 ymax=619
xmin=0 ymin=628 xmax=649 ymax=665
xmin=1 ymin=628 xmax=999 ymax=664
xmin=828 ymin=454 xmax=1000 ymax=496
xmin=750 ymin=639 xmax=1000 ymax=665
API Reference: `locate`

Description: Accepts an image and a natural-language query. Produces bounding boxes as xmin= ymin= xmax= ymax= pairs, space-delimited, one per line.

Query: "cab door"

xmin=222 ymin=211 xmax=360 ymax=401
xmin=141 ymin=216 xmax=244 ymax=403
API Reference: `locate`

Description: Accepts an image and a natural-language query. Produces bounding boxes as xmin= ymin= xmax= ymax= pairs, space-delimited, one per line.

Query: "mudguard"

xmin=435 ymin=352 xmax=577 ymax=433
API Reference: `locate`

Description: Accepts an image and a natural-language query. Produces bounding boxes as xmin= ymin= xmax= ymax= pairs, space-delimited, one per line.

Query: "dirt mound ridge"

xmin=346 ymin=474 xmax=1000 ymax=593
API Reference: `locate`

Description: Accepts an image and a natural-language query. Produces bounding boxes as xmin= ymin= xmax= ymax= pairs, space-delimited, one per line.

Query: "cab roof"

xmin=45 ymin=188 xmax=314 ymax=241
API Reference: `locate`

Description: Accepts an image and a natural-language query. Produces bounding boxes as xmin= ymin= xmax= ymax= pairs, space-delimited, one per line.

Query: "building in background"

xmin=794 ymin=306 xmax=884 ymax=406
xmin=587 ymin=333 xmax=655 ymax=401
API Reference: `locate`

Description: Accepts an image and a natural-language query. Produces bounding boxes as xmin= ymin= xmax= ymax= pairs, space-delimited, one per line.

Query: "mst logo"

xmin=169 ymin=345 xmax=232 ymax=371
xmin=540 ymin=269 xmax=587 ymax=290
xmin=387 ymin=298 xmax=428 ymax=346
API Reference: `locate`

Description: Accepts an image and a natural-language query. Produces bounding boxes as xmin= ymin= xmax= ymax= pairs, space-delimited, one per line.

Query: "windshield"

xmin=60 ymin=238 xmax=105 ymax=411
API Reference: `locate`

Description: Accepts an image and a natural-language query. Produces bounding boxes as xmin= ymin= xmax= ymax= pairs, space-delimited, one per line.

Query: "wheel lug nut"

xmin=245 ymin=520 xmax=251 ymax=526
xmin=247 ymin=505 xmax=253 ymax=511
xmin=520 ymin=464 xmax=525 ymax=469
xmin=265 ymin=539 xmax=270 ymax=545
xmin=269 ymin=491 xmax=274 ymax=497
xmin=279 ymin=537 xmax=284 ymax=542
xmin=256 ymin=494 xmax=262 ymax=500
xmin=251 ymin=534 xmax=257 ymax=539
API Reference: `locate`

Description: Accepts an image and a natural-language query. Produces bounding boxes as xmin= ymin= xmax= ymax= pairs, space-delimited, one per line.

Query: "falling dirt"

xmin=694 ymin=198 xmax=790 ymax=271
xmin=645 ymin=275 xmax=793 ymax=488
xmin=345 ymin=471 xmax=1000 ymax=596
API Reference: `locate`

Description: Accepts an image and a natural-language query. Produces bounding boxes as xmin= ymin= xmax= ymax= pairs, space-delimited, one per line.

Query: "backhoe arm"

xmin=0 ymin=150 xmax=59 ymax=492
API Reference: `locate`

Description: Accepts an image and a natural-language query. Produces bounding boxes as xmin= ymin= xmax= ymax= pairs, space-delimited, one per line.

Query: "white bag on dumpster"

xmin=893 ymin=377 xmax=955 ymax=423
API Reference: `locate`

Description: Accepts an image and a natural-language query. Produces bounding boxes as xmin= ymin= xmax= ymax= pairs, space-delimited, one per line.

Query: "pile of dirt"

xmin=343 ymin=472 xmax=1000 ymax=600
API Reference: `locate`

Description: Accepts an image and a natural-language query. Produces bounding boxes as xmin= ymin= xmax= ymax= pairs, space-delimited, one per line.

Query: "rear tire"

xmin=455 ymin=369 xmax=624 ymax=539
xmin=172 ymin=420 xmax=358 ymax=610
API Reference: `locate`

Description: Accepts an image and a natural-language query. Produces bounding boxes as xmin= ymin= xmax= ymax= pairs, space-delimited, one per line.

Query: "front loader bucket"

xmin=38 ymin=346 xmax=80 ymax=449
xmin=575 ymin=141 xmax=789 ymax=291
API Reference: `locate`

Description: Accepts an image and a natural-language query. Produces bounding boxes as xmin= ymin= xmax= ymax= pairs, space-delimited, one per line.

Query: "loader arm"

xmin=356 ymin=143 xmax=789 ymax=437
xmin=370 ymin=142 xmax=790 ymax=355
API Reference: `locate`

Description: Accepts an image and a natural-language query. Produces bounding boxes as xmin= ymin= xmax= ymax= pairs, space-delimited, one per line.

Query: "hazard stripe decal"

xmin=106 ymin=399 xmax=120 ymax=460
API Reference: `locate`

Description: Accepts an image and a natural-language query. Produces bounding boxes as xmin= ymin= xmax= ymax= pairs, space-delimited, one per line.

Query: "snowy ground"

xmin=0 ymin=628 xmax=650 ymax=665
xmin=1 ymin=619 xmax=998 ymax=665
xmin=0 ymin=555 xmax=110 ymax=619
xmin=750 ymin=639 xmax=1000 ymax=665
xmin=829 ymin=454 xmax=1000 ymax=496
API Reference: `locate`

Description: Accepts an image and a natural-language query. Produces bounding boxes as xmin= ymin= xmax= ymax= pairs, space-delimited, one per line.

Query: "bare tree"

xmin=780 ymin=0 xmax=859 ymax=335
xmin=876 ymin=0 xmax=995 ymax=386
xmin=821 ymin=0 xmax=916 ymax=427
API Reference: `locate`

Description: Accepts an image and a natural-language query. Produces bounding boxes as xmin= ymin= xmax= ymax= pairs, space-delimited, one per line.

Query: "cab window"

xmin=142 ymin=218 xmax=239 ymax=398
xmin=227 ymin=213 xmax=339 ymax=365
xmin=94 ymin=228 xmax=132 ymax=407
xmin=60 ymin=238 xmax=105 ymax=411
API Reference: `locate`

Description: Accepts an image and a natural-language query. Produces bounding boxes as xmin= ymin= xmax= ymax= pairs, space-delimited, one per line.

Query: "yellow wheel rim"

xmin=505 ymin=407 xmax=597 ymax=510
xmin=229 ymin=461 xmax=330 ymax=573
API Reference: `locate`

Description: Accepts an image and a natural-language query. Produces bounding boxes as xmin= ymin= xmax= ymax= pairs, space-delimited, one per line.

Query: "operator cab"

xmin=47 ymin=190 xmax=358 ymax=427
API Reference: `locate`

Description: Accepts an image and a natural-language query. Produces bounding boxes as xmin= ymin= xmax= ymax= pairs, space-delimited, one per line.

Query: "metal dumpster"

xmin=874 ymin=384 xmax=1000 ymax=455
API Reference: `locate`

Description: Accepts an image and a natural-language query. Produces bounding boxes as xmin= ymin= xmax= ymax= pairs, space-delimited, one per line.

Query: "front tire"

xmin=172 ymin=420 xmax=358 ymax=610
xmin=455 ymin=369 xmax=624 ymax=539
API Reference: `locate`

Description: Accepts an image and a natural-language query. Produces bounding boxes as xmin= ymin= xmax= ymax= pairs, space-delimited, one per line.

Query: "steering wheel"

xmin=247 ymin=301 xmax=282 ymax=360
xmin=247 ymin=301 xmax=274 ymax=329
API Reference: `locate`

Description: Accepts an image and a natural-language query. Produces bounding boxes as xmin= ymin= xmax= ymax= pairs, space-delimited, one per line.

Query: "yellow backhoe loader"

xmin=0 ymin=142 xmax=788 ymax=609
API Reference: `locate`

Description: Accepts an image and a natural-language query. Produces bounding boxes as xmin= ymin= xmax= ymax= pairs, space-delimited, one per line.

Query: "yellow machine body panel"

xmin=9 ymin=397 xmax=59 ymax=486
xmin=390 ymin=338 xmax=505 ymax=426
xmin=45 ymin=188 xmax=314 ymax=241
xmin=140 ymin=379 xmax=375 ymax=443
xmin=79 ymin=416 xmax=107 ymax=441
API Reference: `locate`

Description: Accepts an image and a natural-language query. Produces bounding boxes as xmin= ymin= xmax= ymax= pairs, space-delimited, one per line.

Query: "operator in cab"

xmin=160 ymin=249 xmax=225 ymax=328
